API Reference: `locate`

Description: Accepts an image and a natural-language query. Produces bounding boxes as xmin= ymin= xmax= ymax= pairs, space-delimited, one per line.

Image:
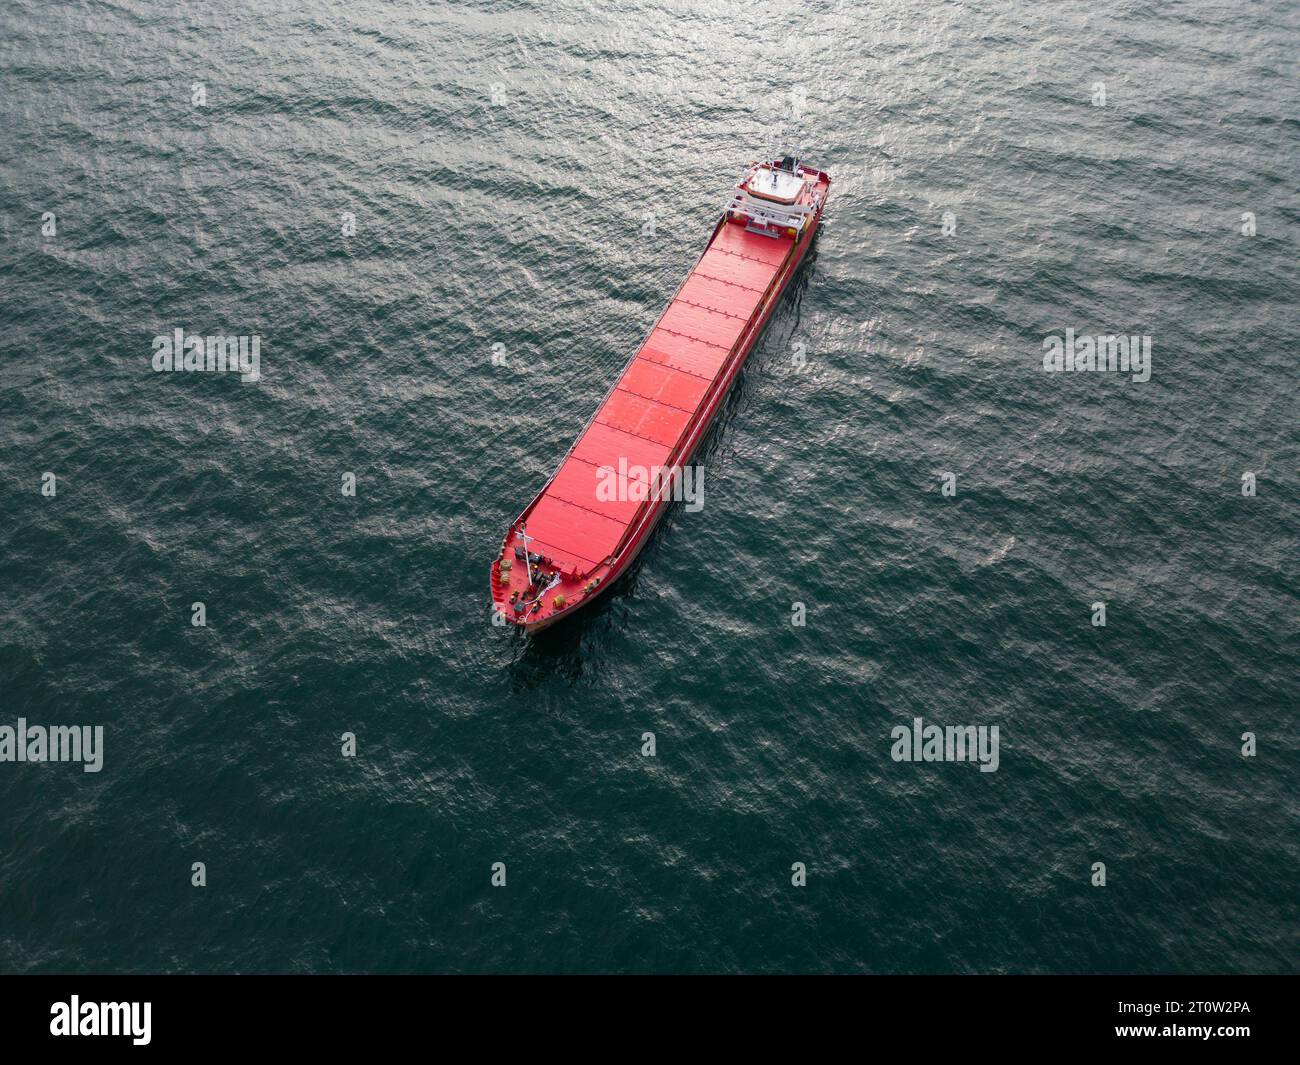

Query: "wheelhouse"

xmin=724 ymin=154 xmax=823 ymax=240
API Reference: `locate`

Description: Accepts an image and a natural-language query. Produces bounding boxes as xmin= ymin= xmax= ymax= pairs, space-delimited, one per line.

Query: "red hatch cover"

xmin=619 ymin=357 xmax=711 ymax=412
xmin=696 ymin=247 xmax=779 ymax=292
xmin=677 ymin=273 xmax=764 ymax=320
xmin=712 ymin=223 xmax=791 ymax=265
xmin=570 ymin=420 xmax=673 ymax=480
xmin=659 ymin=300 xmax=746 ymax=350
xmin=526 ymin=494 xmax=625 ymax=566
xmin=598 ymin=388 xmax=693 ymax=448
xmin=547 ymin=459 xmax=642 ymax=524
xmin=638 ymin=328 xmax=731 ymax=378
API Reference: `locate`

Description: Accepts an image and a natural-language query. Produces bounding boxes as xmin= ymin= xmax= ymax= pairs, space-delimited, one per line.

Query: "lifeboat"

xmin=490 ymin=153 xmax=831 ymax=632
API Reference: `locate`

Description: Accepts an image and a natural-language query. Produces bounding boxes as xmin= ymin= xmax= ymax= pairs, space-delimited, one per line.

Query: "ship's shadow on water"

xmin=505 ymin=240 xmax=824 ymax=697
xmin=504 ymin=545 xmax=650 ymax=695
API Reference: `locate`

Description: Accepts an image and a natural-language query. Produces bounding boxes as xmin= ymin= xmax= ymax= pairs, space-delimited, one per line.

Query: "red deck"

xmin=492 ymin=162 xmax=831 ymax=629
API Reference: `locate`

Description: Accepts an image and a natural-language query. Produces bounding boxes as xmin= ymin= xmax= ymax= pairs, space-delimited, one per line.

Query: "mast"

xmin=518 ymin=523 xmax=537 ymax=587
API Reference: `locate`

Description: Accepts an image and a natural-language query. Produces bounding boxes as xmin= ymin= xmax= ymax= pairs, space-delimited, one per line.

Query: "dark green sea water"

xmin=1 ymin=0 xmax=1297 ymax=973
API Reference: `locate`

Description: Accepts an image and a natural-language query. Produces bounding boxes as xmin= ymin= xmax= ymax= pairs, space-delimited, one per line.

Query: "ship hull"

xmin=493 ymin=159 xmax=831 ymax=632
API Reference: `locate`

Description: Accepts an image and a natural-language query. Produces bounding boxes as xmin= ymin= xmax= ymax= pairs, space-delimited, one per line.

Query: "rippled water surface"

xmin=1 ymin=0 xmax=1296 ymax=972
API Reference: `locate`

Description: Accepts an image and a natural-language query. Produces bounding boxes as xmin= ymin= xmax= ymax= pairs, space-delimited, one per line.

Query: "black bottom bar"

xmin=0 ymin=974 xmax=1287 ymax=1052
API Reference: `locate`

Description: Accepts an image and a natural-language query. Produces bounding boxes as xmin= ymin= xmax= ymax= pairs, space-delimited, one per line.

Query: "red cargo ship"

xmin=491 ymin=155 xmax=831 ymax=631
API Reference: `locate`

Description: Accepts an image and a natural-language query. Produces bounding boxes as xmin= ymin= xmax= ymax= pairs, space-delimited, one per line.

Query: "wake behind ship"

xmin=491 ymin=154 xmax=831 ymax=632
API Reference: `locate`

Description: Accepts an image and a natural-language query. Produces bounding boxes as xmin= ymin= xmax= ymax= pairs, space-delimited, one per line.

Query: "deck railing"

xmin=724 ymin=191 xmax=815 ymax=232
